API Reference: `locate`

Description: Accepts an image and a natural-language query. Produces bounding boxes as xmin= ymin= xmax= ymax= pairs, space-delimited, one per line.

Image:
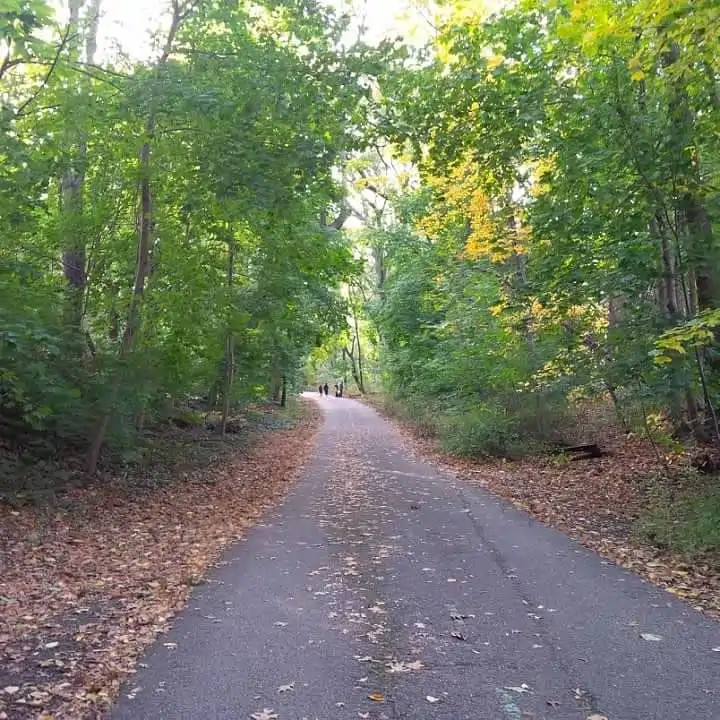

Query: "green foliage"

xmin=0 ymin=0 xmax=382 ymax=472
xmin=438 ymin=405 xmax=523 ymax=458
xmin=360 ymin=0 xmax=720 ymax=453
xmin=638 ymin=488 xmax=720 ymax=554
xmin=653 ymin=310 xmax=720 ymax=364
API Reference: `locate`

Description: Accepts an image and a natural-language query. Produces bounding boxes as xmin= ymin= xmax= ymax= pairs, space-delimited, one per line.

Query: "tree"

xmin=0 ymin=0 xmax=379 ymax=475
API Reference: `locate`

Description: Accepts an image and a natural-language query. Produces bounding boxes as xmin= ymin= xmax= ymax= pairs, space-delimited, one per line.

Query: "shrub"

xmin=437 ymin=405 xmax=528 ymax=458
xmin=382 ymin=395 xmax=438 ymax=438
xmin=637 ymin=489 xmax=720 ymax=554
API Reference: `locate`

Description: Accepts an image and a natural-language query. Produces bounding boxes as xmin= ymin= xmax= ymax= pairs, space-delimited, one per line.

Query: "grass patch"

xmin=637 ymin=487 xmax=720 ymax=554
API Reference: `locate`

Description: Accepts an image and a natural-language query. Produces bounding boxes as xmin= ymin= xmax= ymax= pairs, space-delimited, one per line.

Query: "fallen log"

xmin=552 ymin=443 xmax=603 ymax=459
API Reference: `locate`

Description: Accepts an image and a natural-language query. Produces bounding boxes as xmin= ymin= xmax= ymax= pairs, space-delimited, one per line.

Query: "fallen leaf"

xmin=426 ymin=695 xmax=440 ymax=703
xmin=504 ymin=684 xmax=532 ymax=694
xmin=640 ymin=633 xmax=663 ymax=642
xmin=251 ymin=710 xmax=278 ymax=720
xmin=368 ymin=693 xmax=385 ymax=702
xmin=0 ymin=402 xmax=323 ymax=720
xmin=2 ymin=686 xmax=20 ymax=695
xmin=386 ymin=660 xmax=424 ymax=673
xmin=277 ymin=682 xmax=294 ymax=693
xmin=587 ymin=715 xmax=609 ymax=720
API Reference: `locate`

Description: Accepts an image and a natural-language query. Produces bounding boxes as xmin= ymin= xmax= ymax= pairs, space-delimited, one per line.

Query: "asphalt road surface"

xmin=113 ymin=396 xmax=720 ymax=720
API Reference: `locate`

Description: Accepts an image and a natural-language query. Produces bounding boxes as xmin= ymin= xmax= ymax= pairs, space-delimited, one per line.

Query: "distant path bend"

xmin=114 ymin=395 xmax=720 ymax=720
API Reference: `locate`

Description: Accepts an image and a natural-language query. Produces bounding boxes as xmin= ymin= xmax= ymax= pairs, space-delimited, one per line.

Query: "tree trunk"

xmin=351 ymin=307 xmax=365 ymax=393
xmin=87 ymin=3 xmax=186 ymax=473
xmin=61 ymin=0 xmax=102 ymax=335
xmin=270 ymin=366 xmax=282 ymax=402
xmin=356 ymin=335 xmax=365 ymax=394
xmin=219 ymin=239 xmax=235 ymax=438
xmin=343 ymin=337 xmax=364 ymax=394
xmin=280 ymin=375 xmax=287 ymax=407
xmin=653 ymin=214 xmax=679 ymax=319
xmin=684 ymin=194 xmax=719 ymax=311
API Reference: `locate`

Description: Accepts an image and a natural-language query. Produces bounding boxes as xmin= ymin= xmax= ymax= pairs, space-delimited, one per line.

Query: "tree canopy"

xmin=2 ymin=0 xmax=719 ymax=470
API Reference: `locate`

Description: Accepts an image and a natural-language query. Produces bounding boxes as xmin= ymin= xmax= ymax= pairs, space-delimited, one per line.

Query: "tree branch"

xmin=14 ymin=24 xmax=73 ymax=118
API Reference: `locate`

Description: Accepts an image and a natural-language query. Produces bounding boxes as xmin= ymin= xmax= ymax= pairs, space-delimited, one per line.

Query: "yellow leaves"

xmin=489 ymin=301 xmax=507 ymax=317
xmin=582 ymin=29 xmax=597 ymax=48
xmin=434 ymin=0 xmax=495 ymax=64
xmin=368 ymin=693 xmax=385 ymax=702
xmin=558 ymin=0 xmax=634 ymax=53
xmin=417 ymin=155 xmax=527 ymax=264
xmin=486 ymin=54 xmax=504 ymax=71
xmin=652 ymin=309 xmax=720 ymax=364
xmin=464 ymin=188 xmax=499 ymax=260
xmin=416 ymin=159 xmax=479 ymax=242
xmin=529 ymin=154 xmax=557 ymax=199
xmin=628 ymin=53 xmax=646 ymax=83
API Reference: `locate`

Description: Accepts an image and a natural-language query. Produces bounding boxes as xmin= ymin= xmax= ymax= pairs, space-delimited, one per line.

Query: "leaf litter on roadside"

xmin=0 ymin=402 xmax=322 ymax=719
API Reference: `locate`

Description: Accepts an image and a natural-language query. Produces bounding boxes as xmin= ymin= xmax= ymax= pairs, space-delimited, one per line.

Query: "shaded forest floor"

xmin=360 ymin=394 xmax=720 ymax=621
xmin=0 ymin=400 xmax=322 ymax=720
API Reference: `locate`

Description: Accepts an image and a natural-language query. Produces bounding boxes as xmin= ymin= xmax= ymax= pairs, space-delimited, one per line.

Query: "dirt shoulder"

xmin=360 ymin=394 xmax=719 ymax=622
xmin=0 ymin=400 xmax=323 ymax=720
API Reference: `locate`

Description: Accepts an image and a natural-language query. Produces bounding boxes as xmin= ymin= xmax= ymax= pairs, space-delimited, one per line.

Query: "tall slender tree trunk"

xmin=354 ymin=318 xmax=365 ymax=393
xmin=343 ymin=340 xmax=362 ymax=393
xmin=219 ymin=238 xmax=235 ymax=438
xmin=270 ymin=363 xmax=282 ymax=402
xmin=61 ymin=0 xmax=102 ymax=336
xmin=87 ymin=2 xmax=187 ymax=472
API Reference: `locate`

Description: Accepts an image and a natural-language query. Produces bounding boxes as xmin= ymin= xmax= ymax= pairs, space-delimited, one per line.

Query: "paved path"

xmin=114 ymin=397 xmax=720 ymax=720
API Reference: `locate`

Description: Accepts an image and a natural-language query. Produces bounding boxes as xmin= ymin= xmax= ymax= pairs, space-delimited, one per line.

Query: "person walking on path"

xmin=318 ymin=384 xmax=323 ymax=396
xmin=323 ymin=382 xmax=328 ymax=396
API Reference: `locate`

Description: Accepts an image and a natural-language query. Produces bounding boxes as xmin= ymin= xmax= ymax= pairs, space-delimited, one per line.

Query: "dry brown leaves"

xmin=371 ymin=405 xmax=720 ymax=622
xmin=0 ymin=401 xmax=322 ymax=720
